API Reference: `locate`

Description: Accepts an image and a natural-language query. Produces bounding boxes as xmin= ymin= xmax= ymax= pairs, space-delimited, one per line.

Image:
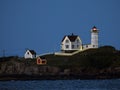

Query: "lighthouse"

xmin=91 ymin=26 xmax=99 ymax=48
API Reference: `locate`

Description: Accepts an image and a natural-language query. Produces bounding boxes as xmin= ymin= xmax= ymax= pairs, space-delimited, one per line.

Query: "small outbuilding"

xmin=36 ymin=56 xmax=47 ymax=65
xmin=24 ymin=50 xmax=36 ymax=59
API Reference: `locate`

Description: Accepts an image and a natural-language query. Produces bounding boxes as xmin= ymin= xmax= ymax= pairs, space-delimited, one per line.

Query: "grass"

xmin=43 ymin=46 xmax=120 ymax=69
xmin=0 ymin=46 xmax=120 ymax=69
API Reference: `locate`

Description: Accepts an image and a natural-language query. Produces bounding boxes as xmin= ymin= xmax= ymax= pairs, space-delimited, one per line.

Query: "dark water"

xmin=0 ymin=79 xmax=120 ymax=90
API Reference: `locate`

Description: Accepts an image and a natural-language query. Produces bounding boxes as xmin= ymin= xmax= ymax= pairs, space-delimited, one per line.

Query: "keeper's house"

xmin=61 ymin=33 xmax=82 ymax=52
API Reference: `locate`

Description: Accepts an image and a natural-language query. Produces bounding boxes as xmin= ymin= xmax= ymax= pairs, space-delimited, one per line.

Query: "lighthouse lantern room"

xmin=91 ymin=26 xmax=99 ymax=48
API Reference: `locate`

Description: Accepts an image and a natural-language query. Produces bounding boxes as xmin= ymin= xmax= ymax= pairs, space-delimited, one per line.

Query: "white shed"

xmin=24 ymin=50 xmax=36 ymax=59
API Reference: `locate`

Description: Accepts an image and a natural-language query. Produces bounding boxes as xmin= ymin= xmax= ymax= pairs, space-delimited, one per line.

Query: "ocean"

xmin=0 ymin=79 xmax=120 ymax=90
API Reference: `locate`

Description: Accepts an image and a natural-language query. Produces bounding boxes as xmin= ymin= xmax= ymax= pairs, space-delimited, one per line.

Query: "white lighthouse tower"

xmin=91 ymin=26 xmax=99 ymax=48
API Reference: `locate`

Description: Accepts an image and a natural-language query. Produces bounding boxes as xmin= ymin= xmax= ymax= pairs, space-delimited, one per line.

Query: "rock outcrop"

xmin=0 ymin=58 xmax=120 ymax=80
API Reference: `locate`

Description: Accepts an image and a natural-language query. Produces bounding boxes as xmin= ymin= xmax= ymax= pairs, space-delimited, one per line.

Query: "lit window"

xmin=38 ymin=59 xmax=41 ymax=63
xmin=42 ymin=61 xmax=46 ymax=64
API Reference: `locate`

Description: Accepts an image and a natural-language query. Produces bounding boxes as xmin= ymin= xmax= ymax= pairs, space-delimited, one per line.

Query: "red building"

xmin=36 ymin=56 xmax=47 ymax=65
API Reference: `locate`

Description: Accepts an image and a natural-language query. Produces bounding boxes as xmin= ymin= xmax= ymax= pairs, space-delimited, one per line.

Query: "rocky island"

xmin=0 ymin=46 xmax=120 ymax=80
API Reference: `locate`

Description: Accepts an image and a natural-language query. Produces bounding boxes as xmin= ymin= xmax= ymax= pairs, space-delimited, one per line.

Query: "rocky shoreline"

xmin=0 ymin=65 xmax=120 ymax=81
xmin=0 ymin=72 xmax=120 ymax=81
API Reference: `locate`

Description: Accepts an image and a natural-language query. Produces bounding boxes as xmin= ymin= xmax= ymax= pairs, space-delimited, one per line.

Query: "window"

xmin=77 ymin=45 xmax=79 ymax=48
xmin=66 ymin=40 xmax=69 ymax=43
xmin=27 ymin=52 xmax=29 ymax=55
xmin=93 ymin=45 xmax=95 ymax=47
xmin=66 ymin=45 xmax=69 ymax=49
xmin=38 ymin=59 xmax=41 ymax=63
xmin=72 ymin=45 xmax=74 ymax=49
xmin=42 ymin=61 xmax=46 ymax=64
